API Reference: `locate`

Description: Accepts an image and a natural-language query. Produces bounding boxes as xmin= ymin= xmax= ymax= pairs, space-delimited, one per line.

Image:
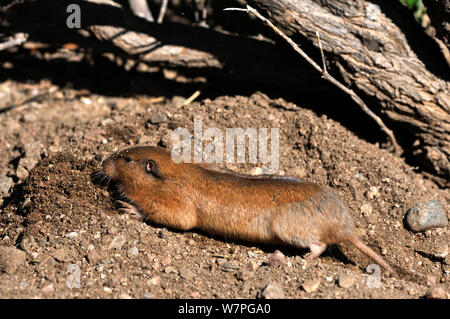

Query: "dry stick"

xmin=0 ymin=0 xmax=24 ymax=13
xmin=183 ymin=90 xmax=201 ymax=106
xmin=224 ymin=5 xmax=401 ymax=155
xmin=157 ymin=0 xmax=169 ymax=24
xmin=316 ymin=32 xmax=327 ymax=74
xmin=129 ymin=0 xmax=154 ymax=22
xmin=0 ymin=32 xmax=28 ymax=51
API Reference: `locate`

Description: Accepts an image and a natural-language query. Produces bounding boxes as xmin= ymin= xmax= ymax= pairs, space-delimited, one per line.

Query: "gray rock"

xmin=337 ymin=274 xmax=355 ymax=288
xmin=143 ymin=292 xmax=156 ymax=299
xmin=164 ymin=266 xmax=178 ymax=274
xmin=15 ymin=165 xmax=29 ymax=180
xmin=425 ymin=286 xmax=448 ymax=299
xmin=405 ymin=201 xmax=448 ymax=232
xmin=260 ymin=282 xmax=285 ymax=299
xmin=108 ymin=235 xmax=126 ymax=250
xmin=87 ymin=249 xmax=101 ymax=265
xmin=0 ymin=177 xmax=14 ymax=197
xmin=268 ymin=250 xmax=286 ymax=267
xmin=301 ymin=278 xmax=321 ymax=293
xmin=179 ymin=268 xmax=194 ymax=280
xmin=24 ymin=141 xmax=42 ymax=158
xmin=52 ymin=248 xmax=71 ymax=262
xmin=236 ymin=269 xmax=254 ymax=281
xmin=127 ymin=246 xmax=139 ymax=257
xmin=150 ymin=113 xmax=168 ymax=124
xmin=0 ymin=246 xmax=27 ymax=274
xmin=222 ymin=261 xmax=239 ymax=272
xmin=19 ymin=155 xmax=38 ymax=172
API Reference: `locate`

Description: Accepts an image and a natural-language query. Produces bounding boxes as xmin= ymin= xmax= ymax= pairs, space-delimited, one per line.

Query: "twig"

xmin=183 ymin=90 xmax=201 ymax=106
xmin=224 ymin=5 xmax=402 ymax=155
xmin=157 ymin=0 xmax=169 ymax=24
xmin=1 ymin=0 xmax=24 ymax=13
xmin=0 ymin=32 xmax=28 ymax=51
xmin=128 ymin=0 xmax=154 ymax=22
xmin=316 ymin=31 xmax=327 ymax=75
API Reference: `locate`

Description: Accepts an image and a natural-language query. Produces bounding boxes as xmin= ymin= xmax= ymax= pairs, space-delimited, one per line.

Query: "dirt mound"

xmin=0 ymin=86 xmax=448 ymax=298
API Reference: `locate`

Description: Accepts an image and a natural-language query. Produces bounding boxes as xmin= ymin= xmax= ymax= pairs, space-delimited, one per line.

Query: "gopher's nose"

xmin=102 ymin=158 xmax=117 ymax=179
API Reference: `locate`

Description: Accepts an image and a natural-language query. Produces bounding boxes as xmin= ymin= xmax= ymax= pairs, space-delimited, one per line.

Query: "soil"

xmin=0 ymin=49 xmax=448 ymax=299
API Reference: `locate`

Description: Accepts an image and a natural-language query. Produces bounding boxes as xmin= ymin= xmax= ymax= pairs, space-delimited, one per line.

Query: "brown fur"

xmin=101 ymin=146 xmax=398 ymax=278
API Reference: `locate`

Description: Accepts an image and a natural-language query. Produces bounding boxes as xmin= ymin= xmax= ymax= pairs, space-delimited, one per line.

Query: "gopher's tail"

xmin=349 ymin=235 xmax=399 ymax=279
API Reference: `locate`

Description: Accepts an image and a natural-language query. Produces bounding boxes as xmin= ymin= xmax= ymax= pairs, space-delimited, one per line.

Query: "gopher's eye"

xmin=125 ymin=157 xmax=132 ymax=162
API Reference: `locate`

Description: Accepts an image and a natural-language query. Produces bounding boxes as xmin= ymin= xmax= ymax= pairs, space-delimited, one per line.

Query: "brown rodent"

xmin=96 ymin=146 xmax=398 ymax=278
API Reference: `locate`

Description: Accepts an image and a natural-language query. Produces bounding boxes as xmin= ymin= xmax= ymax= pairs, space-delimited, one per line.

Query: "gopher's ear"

xmin=145 ymin=160 xmax=155 ymax=173
xmin=145 ymin=160 xmax=163 ymax=180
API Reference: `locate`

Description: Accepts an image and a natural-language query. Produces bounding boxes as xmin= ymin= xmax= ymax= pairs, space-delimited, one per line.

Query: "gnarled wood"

xmin=248 ymin=0 xmax=450 ymax=181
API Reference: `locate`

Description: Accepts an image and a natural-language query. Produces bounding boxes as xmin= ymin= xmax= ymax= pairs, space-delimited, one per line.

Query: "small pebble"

xmin=236 ymin=269 xmax=254 ymax=281
xmin=247 ymin=251 xmax=255 ymax=258
xmin=360 ymin=203 xmax=372 ymax=216
xmin=0 ymin=246 xmax=27 ymax=274
xmin=405 ymin=200 xmax=447 ymax=232
xmin=338 ymin=274 xmax=355 ymax=288
xmin=174 ymin=254 xmax=183 ymax=260
xmin=426 ymin=276 xmax=436 ymax=286
xmin=127 ymin=247 xmax=139 ymax=257
xmin=119 ymin=293 xmax=132 ymax=299
xmin=248 ymin=260 xmax=259 ymax=272
xmin=150 ymin=113 xmax=168 ymax=124
xmin=179 ymin=268 xmax=194 ymax=280
xmin=108 ymin=235 xmax=126 ymax=250
xmin=87 ymin=249 xmax=101 ymax=265
xmin=222 ymin=261 xmax=239 ymax=272
xmin=164 ymin=266 xmax=178 ymax=274
xmin=365 ymin=186 xmax=378 ymax=200
xmin=15 ymin=165 xmax=29 ymax=180
xmin=143 ymin=292 xmax=155 ymax=299
xmin=81 ymin=97 xmax=91 ymax=105
xmin=161 ymin=257 xmax=171 ymax=266
xmin=268 ymin=250 xmax=286 ymax=267
xmin=190 ymin=291 xmax=201 ymax=299
xmin=41 ymin=283 xmax=55 ymax=294
xmin=103 ymin=287 xmax=112 ymax=293
xmin=24 ymin=141 xmax=42 ymax=158
xmin=52 ymin=248 xmax=70 ymax=262
xmin=432 ymin=244 xmax=448 ymax=258
xmin=260 ymin=282 xmax=285 ymax=299
xmin=425 ymin=286 xmax=448 ymax=299
xmin=0 ymin=177 xmax=14 ymax=197
xmin=302 ymin=278 xmax=321 ymax=293
xmin=147 ymin=276 xmax=161 ymax=286
xmin=64 ymin=232 xmax=78 ymax=239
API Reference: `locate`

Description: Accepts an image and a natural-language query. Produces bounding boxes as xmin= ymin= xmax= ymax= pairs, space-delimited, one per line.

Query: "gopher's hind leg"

xmin=306 ymin=241 xmax=327 ymax=260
